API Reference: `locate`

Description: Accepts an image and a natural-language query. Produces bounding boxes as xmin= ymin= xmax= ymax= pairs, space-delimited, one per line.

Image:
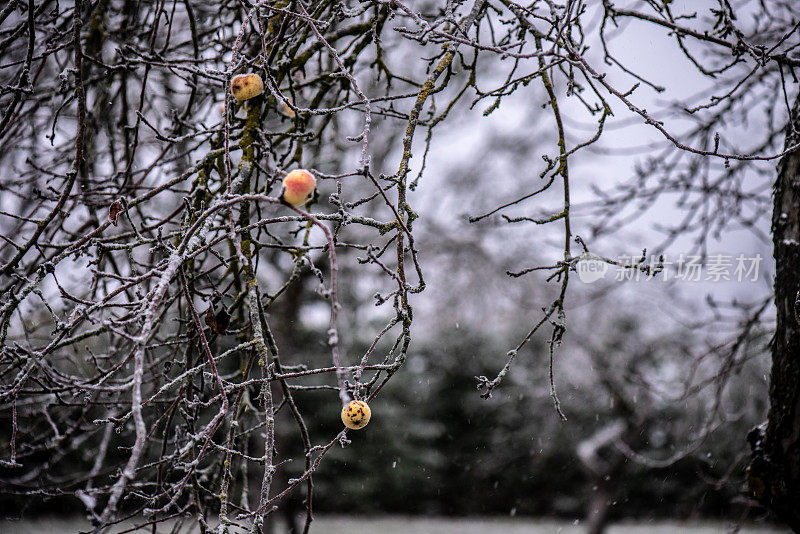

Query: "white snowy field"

xmin=0 ymin=516 xmax=788 ymax=534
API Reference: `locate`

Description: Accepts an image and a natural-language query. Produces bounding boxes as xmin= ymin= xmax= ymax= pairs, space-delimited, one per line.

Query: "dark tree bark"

xmin=748 ymin=94 xmax=800 ymax=532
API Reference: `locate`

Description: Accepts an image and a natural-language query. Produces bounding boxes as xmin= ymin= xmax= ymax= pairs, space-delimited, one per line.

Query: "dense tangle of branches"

xmin=0 ymin=0 xmax=798 ymax=532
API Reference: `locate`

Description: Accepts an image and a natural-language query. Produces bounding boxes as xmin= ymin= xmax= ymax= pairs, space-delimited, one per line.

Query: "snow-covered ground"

xmin=0 ymin=516 xmax=787 ymax=534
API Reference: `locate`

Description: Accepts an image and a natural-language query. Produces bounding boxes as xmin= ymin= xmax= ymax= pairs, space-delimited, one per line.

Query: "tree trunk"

xmin=748 ymin=94 xmax=800 ymax=532
xmin=586 ymin=482 xmax=613 ymax=534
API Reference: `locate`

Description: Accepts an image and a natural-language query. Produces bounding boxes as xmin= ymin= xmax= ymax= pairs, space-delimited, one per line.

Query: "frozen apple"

xmin=230 ymin=73 xmax=264 ymax=102
xmin=341 ymin=400 xmax=371 ymax=430
xmin=281 ymin=169 xmax=316 ymax=207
